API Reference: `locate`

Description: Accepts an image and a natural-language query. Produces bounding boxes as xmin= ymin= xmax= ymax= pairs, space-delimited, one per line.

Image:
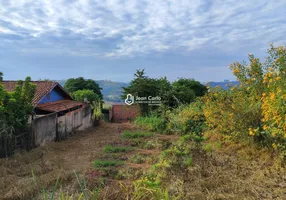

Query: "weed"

xmin=203 ymin=143 xmax=213 ymax=152
xmin=94 ymin=159 xmax=124 ymax=168
xmin=135 ymin=116 xmax=166 ymax=132
xmin=121 ymin=130 xmax=154 ymax=139
xmin=143 ymin=140 xmax=156 ymax=149
xmin=104 ymin=145 xmax=134 ymax=153
xmin=130 ymin=154 xmax=146 ymax=164
xmin=184 ymin=157 xmax=193 ymax=167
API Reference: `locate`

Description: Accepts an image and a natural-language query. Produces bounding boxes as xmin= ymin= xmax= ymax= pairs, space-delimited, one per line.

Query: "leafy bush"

xmin=135 ymin=115 xmax=166 ymax=132
xmin=166 ymin=101 xmax=206 ymax=138
xmin=0 ymin=77 xmax=36 ymax=137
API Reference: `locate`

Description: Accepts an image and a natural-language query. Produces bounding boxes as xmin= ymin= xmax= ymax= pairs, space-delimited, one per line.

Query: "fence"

xmin=0 ymin=132 xmax=31 ymax=158
xmin=0 ymin=105 xmax=93 ymax=158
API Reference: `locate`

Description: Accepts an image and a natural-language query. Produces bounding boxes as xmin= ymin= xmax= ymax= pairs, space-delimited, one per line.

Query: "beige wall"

xmin=33 ymin=106 xmax=93 ymax=146
xmin=32 ymin=113 xmax=57 ymax=146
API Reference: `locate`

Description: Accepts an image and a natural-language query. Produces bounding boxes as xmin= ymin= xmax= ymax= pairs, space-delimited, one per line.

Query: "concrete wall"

xmin=32 ymin=113 xmax=57 ymax=146
xmin=32 ymin=105 xmax=93 ymax=145
xmin=78 ymin=106 xmax=93 ymax=131
xmin=57 ymin=105 xmax=93 ymax=140
xmin=111 ymin=105 xmax=140 ymax=123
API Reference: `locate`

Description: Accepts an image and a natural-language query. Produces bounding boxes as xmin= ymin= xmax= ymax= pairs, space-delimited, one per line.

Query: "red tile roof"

xmin=1 ymin=81 xmax=72 ymax=106
xmin=36 ymin=100 xmax=83 ymax=113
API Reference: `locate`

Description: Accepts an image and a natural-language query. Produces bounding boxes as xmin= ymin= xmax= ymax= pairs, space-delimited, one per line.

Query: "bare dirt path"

xmin=0 ymin=123 xmax=134 ymax=200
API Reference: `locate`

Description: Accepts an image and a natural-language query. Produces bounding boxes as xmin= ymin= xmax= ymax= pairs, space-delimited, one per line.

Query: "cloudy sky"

xmin=0 ymin=0 xmax=285 ymax=82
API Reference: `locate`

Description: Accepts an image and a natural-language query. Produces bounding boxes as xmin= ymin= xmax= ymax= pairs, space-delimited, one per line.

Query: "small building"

xmin=2 ymin=81 xmax=93 ymax=146
xmin=109 ymin=103 xmax=140 ymax=123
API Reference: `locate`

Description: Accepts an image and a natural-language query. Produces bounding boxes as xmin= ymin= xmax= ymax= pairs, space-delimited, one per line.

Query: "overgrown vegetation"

xmin=0 ymin=75 xmax=36 ymax=137
xmin=0 ymin=75 xmax=36 ymax=157
xmin=134 ymin=45 xmax=286 ymax=156
xmin=134 ymin=116 xmax=165 ymax=132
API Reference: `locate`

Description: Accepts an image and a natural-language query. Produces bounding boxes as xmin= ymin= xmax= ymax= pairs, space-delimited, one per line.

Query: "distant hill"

xmin=207 ymin=81 xmax=239 ymax=90
xmin=96 ymin=80 xmax=129 ymax=102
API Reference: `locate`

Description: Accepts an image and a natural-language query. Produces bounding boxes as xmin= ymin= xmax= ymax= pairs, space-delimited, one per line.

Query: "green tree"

xmin=72 ymin=89 xmax=102 ymax=120
xmin=0 ymin=72 xmax=3 ymax=82
xmin=122 ymin=69 xmax=160 ymax=116
xmin=64 ymin=77 xmax=103 ymax=100
xmin=72 ymin=89 xmax=100 ymax=103
xmin=172 ymin=78 xmax=207 ymax=104
xmin=0 ymin=76 xmax=36 ymax=136
xmin=122 ymin=70 xmax=207 ymax=115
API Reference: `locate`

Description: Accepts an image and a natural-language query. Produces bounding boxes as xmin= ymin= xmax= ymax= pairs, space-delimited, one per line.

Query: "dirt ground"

xmin=0 ymin=122 xmax=136 ymax=200
xmin=1 ymin=123 xmax=285 ymax=200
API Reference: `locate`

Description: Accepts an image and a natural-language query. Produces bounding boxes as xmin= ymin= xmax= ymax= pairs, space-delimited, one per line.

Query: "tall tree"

xmin=172 ymin=78 xmax=207 ymax=104
xmin=64 ymin=77 xmax=103 ymax=100
xmin=0 ymin=72 xmax=3 ymax=82
xmin=122 ymin=69 xmax=160 ymax=116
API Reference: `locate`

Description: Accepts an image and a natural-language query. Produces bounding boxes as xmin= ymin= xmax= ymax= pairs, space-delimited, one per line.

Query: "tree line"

xmin=122 ymin=69 xmax=207 ymax=116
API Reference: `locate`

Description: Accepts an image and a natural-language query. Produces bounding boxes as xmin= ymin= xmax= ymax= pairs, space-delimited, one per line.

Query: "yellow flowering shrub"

xmin=260 ymin=45 xmax=286 ymax=149
xmin=203 ymin=45 xmax=286 ymax=151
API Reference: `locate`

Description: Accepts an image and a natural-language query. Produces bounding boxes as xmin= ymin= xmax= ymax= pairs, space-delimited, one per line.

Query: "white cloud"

xmin=0 ymin=0 xmax=285 ymax=57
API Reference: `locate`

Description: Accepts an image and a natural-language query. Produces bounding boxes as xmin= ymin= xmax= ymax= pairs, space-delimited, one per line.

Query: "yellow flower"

xmin=272 ymin=143 xmax=277 ymax=149
xmin=276 ymin=76 xmax=281 ymax=81
xmin=249 ymin=128 xmax=255 ymax=136
xmin=270 ymin=92 xmax=275 ymax=100
xmin=233 ymin=68 xmax=240 ymax=73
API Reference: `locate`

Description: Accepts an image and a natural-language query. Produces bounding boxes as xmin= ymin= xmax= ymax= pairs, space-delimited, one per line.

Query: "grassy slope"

xmin=1 ymin=123 xmax=284 ymax=200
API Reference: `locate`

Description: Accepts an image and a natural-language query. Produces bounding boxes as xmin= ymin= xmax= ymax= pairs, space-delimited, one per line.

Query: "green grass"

xmin=184 ymin=157 xmax=193 ymax=167
xmin=121 ymin=130 xmax=154 ymax=139
xmin=104 ymin=145 xmax=135 ymax=153
xmin=94 ymin=159 xmax=124 ymax=168
xmin=135 ymin=116 xmax=166 ymax=132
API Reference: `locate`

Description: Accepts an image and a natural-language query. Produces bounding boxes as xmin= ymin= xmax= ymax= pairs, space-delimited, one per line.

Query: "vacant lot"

xmin=0 ymin=123 xmax=137 ymax=199
xmin=1 ymin=123 xmax=285 ymax=200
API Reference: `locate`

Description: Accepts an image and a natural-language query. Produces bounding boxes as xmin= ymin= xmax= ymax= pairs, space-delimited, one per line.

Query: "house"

xmin=2 ymin=81 xmax=83 ymax=116
xmin=2 ymin=81 xmax=93 ymax=146
xmin=109 ymin=103 xmax=140 ymax=123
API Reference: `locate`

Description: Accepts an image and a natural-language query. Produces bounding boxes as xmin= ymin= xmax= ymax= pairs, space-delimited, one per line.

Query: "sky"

xmin=0 ymin=0 xmax=285 ymax=83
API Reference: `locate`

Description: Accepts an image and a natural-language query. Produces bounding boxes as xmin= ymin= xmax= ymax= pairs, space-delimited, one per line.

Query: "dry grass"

xmin=0 ymin=123 xmax=136 ymax=200
xmin=1 ymin=123 xmax=285 ymax=200
xmin=162 ymin=135 xmax=286 ymax=200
